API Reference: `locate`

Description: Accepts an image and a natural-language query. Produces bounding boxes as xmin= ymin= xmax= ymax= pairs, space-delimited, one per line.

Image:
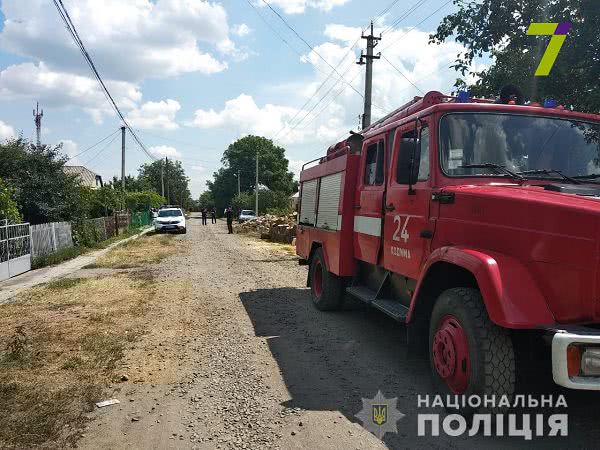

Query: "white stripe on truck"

xmin=354 ymin=216 xmax=381 ymax=237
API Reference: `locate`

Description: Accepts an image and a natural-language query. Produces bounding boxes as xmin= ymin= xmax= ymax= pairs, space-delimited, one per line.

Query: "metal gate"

xmin=0 ymin=220 xmax=31 ymax=282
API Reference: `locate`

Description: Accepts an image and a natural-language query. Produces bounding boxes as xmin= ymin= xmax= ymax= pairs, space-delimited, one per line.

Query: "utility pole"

xmin=255 ymin=151 xmax=259 ymax=215
xmin=357 ymin=21 xmax=381 ymax=130
xmin=121 ymin=126 xmax=126 ymax=192
xmin=165 ymin=157 xmax=170 ymax=204
xmin=237 ymin=170 xmax=241 ymax=196
xmin=33 ymin=102 xmax=43 ymax=148
xmin=161 ymin=159 xmax=165 ymax=199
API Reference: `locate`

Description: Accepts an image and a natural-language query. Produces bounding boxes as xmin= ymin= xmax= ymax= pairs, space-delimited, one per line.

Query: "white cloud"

xmin=126 ymin=99 xmax=181 ymax=130
xmin=0 ymin=0 xmax=230 ymax=83
xmin=191 ymin=165 xmax=206 ymax=172
xmin=59 ymin=139 xmax=78 ymax=162
xmin=188 ymin=24 xmax=478 ymax=154
xmin=188 ymin=94 xmax=301 ymax=140
xmin=149 ymin=145 xmax=181 ymax=158
xmin=0 ymin=120 xmax=15 ymax=140
xmin=288 ymin=159 xmax=305 ymax=180
xmin=0 ymin=62 xmax=141 ymax=123
xmin=257 ymin=0 xmax=350 ymax=14
xmin=232 ymin=24 xmax=251 ymax=37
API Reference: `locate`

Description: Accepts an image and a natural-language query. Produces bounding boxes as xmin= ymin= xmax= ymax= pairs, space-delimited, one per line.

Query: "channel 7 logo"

xmin=527 ymin=22 xmax=571 ymax=76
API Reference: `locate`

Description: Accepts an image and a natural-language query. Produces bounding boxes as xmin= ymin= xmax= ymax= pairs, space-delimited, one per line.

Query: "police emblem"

xmin=356 ymin=390 xmax=405 ymax=439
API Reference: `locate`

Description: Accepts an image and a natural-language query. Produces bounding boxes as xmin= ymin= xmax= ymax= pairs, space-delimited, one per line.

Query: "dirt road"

xmin=79 ymin=213 xmax=600 ymax=449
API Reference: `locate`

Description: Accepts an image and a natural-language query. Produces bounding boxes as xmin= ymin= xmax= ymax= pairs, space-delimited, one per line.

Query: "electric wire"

xmin=65 ymin=128 xmax=120 ymax=162
xmin=52 ymin=0 xmax=157 ymax=161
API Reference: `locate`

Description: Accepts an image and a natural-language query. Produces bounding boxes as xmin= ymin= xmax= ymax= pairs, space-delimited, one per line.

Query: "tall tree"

xmin=207 ymin=135 xmax=296 ymax=211
xmin=430 ymin=0 xmax=600 ymax=112
xmin=0 ymin=139 xmax=84 ymax=224
xmin=138 ymin=159 xmax=192 ymax=208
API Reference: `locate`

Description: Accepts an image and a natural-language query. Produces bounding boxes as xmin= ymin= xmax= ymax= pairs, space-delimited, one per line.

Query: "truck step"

xmin=371 ymin=299 xmax=409 ymax=322
xmin=346 ymin=285 xmax=376 ymax=303
xmin=346 ymin=286 xmax=408 ymax=322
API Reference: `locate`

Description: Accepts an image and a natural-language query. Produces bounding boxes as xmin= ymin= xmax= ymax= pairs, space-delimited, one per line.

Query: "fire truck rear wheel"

xmin=429 ymin=287 xmax=515 ymax=412
xmin=309 ymin=247 xmax=343 ymax=311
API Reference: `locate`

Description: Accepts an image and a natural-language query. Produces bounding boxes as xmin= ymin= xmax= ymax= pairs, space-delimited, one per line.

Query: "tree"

xmin=106 ymin=175 xmax=150 ymax=192
xmin=125 ymin=191 xmax=165 ymax=211
xmin=0 ymin=139 xmax=85 ymax=224
xmin=0 ymin=178 xmax=21 ymax=223
xmin=207 ymin=135 xmax=296 ymax=211
xmin=198 ymin=191 xmax=215 ymax=210
xmin=430 ymin=0 xmax=600 ymax=112
xmin=232 ymin=190 xmax=291 ymax=215
xmin=138 ymin=159 xmax=192 ymax=208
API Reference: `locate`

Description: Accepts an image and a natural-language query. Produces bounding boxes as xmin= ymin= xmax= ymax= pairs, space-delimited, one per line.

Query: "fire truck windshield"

xmin=439 ymin=113 xmax=600 ymax=179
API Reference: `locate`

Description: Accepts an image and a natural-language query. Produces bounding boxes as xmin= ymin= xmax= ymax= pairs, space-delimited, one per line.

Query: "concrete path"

xmin=0 ymin=227 xmax=153 ymax=305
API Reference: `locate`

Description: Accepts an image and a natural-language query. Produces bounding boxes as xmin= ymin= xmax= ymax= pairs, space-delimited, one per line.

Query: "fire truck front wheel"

xmin=309 ymin=247 xmax=343 ymax=311
xmin=429 ymin=287 xmax=515 ymax=411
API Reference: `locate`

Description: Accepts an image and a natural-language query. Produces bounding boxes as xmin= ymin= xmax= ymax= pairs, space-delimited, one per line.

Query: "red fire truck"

xmin=296 ymin=89 xmax=600 ymax=400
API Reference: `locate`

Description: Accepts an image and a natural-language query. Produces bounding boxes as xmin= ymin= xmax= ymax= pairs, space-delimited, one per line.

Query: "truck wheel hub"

xmin=433 ymin=315 xmax=470 ymax=393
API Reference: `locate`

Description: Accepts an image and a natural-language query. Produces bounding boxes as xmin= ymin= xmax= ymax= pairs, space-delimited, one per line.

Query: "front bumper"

xmin=552 ymin=329 xmax=600 ymax=390
xmin=154 ymin=223 xmax=185 ymax=231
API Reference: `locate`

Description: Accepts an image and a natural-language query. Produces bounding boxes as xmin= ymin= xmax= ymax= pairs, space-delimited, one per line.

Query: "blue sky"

xmin=0 ymin=0 xmax=476 ymax=196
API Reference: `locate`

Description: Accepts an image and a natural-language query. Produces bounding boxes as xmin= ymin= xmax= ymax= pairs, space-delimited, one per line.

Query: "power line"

xmin=381 ymin=0 xmax=429 ymax=35
xmin=374 ymin=0 xmax=404 ymax=21
xmin=259 ymin=0 xmax=366 ymax=101
xmin=381 ymin=55 xmax=424 ymax=94
xmin=52 ymin=0 xmax=157 ymax=161
xmin=65 ymin=128 xmax=120 ymax=162
xmin=380 ymin=0 xmax=453 ymax=53
xmin=83 ymin=133 xmax=121 ymax=167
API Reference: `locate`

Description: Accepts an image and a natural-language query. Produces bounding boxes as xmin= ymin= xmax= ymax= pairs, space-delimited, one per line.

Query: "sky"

xmin=0 ymin=0 xmax=483 ymax=197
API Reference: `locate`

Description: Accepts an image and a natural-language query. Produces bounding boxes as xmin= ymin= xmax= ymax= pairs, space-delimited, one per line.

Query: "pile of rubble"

xmin=235 ymin=212 xmax=297 ymax=244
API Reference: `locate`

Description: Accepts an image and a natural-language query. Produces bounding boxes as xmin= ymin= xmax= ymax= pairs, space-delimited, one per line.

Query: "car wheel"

xmin=429 ymin=288 xmax=515 ymax=413
xmin=309 ymin=247 xmax=343 ymax=311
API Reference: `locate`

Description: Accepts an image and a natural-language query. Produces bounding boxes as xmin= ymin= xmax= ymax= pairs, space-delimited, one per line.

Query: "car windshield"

xmin=439 ymin=113 xmax=600 ymax=178
xmin=241 ymin=210 xmax=255 ymax=215
xmin=158 ymin=209 xmax=182 ymax=217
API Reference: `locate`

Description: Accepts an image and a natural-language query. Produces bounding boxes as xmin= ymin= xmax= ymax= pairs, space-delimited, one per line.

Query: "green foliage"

xmin=0 ymin=178 xmax=21 ymax=223
xmin=198 ymin=190 xmax=215 ymax=210
xmin=0 ymin=139 xmax=85 ymax=224
xmin=430 ymin=0 xmax=600 ymax=112
xmin=231 ymin=190 xmax=291 ymax=215
xmin=207 ymin=135 xmax=297 ymax=212
xmin=125 ymin=191 xmax=165 ymax=211
xmin=138 ymin=159 xmax=192 ymax=208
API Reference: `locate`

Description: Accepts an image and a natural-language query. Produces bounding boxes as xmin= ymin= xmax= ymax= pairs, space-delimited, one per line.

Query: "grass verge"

xmin=88 ymin=232 xmax=178 ymax=269
xmin=0 ymin=274 xmax=155 ymax=448
xmin=31 ymin=227 xmax=150 ymax=270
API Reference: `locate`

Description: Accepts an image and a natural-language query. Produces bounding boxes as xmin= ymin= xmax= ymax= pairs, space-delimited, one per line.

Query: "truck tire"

xmin=309 ymin=247 xmax=343 ymax=311
xmin=429 ymin=287 xmax=515 ymax=412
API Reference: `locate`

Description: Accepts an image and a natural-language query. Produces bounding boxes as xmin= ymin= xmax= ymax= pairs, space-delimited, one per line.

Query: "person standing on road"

xmin=225 ymin=206 xmax=234 ymax=234
xmin=211 ymin=208 xmax=217 ymax=224
xmin=201 ymin=208 xmax=208 ymax=226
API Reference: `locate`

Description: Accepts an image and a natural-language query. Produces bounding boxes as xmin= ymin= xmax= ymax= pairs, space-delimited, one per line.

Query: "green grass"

xmin=31 ymin=227 xmax=148 ymax=270
xmin=45 ymin=278 xmax=84 ymax=291
xmin=31 ymin=246 xmax=87 ymax=270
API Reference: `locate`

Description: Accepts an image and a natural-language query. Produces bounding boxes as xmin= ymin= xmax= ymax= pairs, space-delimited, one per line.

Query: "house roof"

xmin=63 ymin=166 xmax=102 ymax=188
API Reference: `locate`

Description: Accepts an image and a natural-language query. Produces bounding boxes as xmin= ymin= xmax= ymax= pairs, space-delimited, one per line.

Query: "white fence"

xmin=0 ymin=220 xmax=31 ymax=282
xmin=30 ymin=221 xmax=73 ymax=259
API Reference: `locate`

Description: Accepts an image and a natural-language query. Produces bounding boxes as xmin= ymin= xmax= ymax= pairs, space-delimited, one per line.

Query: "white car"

xmin=154 ymin=208 xmax=186 ymax=234
xmin=238 ymin=209 xmax=256 ymax=223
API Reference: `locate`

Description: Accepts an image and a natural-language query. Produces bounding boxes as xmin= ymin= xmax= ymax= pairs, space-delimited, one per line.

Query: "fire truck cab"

xmin=296 ymin=90 xmax=600 ymax=400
